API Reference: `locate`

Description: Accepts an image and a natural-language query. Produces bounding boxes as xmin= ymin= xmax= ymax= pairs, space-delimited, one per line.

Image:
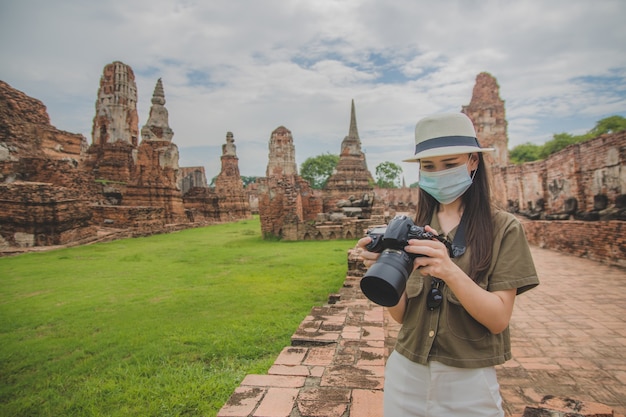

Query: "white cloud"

xmin=1 ymin=0 xmax=625 ymax=187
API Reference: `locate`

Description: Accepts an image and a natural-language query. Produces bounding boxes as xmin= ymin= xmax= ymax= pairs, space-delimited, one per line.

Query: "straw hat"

xmin=403 ymin=113 xmax=494 ymax=162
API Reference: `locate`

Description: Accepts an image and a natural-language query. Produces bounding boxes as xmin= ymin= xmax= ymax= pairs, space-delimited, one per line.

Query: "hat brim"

xmin=402 ymin=145 xmax=495 ymax=162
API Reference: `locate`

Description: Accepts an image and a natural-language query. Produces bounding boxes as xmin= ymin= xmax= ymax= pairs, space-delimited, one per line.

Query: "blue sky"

xmin=1 ymin=0 xmax=625 ymax=185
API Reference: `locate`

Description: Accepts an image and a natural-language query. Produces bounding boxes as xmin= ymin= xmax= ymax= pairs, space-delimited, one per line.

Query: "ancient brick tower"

xmin=323 ymin=100 xmax=375 ymax=213
xmin=257 ymin=126 xmax=322 ymax=240
xmin=462 ymin=72 xmax=508 ymax=168
xmin=214 ymin=132 xmax=252 ymax=221
xmin=87 ymin=61 xmax=139 ymax=183
xmin=124 ymin=78 xmax=186 ymax=223
xmin=265 ymin=126 xmax=298 ymax=177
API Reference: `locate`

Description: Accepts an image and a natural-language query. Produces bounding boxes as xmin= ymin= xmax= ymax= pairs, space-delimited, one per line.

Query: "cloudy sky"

xmin=1 ymin=0 xmax=625 ymax=185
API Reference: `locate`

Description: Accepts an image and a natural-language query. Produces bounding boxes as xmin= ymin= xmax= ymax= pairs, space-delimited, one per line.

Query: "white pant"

xmin=384 ymin=351 xmax=504 ymax=417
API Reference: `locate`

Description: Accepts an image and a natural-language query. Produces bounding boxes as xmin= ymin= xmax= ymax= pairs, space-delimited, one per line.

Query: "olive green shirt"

xmin=394 ymin=210 xmax=539 ymax=368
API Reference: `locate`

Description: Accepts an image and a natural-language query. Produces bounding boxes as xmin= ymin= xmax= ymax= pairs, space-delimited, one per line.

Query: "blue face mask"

xmin=418 ymin=162 xmax=476 ymax=204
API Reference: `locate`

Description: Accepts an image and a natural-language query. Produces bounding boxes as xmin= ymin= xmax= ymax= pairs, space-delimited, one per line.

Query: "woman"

xmin=357 ymin=112 xmax=539 ymax=417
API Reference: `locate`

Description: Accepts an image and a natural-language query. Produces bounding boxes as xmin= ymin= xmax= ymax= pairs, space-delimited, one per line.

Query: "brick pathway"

xmin=217 ymin=246 xmax=626 ymax=417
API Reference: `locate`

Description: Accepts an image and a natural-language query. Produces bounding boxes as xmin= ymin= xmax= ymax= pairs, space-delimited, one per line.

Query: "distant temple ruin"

xmin=254 ymin=73 xmax=624 ymax=265
xmin=87 ymin=61 xmax=139 ymax=184
xmin=463 ymin=72 xmax=625 ymax=223
xmin=323 ymin=100 xmax=375 ymax=214
xmin=256 ymin=126 xmax=322 ymax=240
xmin=0 ymin=66 xmax=623 ymax=264
xmin=256 ymin=103 xmax=386 ymax=241
xmin=213 ymin=132 xmax=252 ymax=221
xmin=123 ymin=78 xmax=186 ymax=224
xmin=0 ymin=61 xmax=251 ymax=251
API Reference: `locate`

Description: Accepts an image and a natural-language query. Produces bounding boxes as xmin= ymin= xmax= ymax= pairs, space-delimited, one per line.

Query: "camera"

xmin=360 ymin=215 xmax=453 ymax=307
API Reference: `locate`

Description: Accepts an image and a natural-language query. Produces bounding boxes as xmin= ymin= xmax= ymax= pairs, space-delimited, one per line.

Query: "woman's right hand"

xmin=356 ymin=236 xmax=380 ymax=269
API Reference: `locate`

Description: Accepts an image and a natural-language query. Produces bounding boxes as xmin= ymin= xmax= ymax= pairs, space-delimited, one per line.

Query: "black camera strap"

xmin=450 ymin=211 xmax=467 ymax=258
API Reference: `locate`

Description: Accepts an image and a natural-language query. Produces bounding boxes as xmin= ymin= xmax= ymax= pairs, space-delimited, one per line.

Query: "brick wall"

xmin=521 ymin=218 xmax=625 ymax=268
xmin=499 ymin=131 xmax=625 ymax=215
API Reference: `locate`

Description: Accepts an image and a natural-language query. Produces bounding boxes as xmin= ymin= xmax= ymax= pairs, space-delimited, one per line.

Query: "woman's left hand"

xmin=404 ymin=226 xmax=459 ymax=280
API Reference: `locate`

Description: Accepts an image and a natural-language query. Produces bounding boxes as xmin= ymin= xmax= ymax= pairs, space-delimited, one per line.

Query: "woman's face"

xmin=419 ymin=153 xmax=479 ymax=173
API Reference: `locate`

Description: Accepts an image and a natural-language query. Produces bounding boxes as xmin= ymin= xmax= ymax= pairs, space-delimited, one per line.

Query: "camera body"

xmin=365 ymin=215 xmax=439 ymax=254
xmin=360 ymin=215 xmax=452 ymax=307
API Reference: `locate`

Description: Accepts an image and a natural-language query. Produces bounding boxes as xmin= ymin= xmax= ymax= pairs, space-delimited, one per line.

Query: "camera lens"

xmin=360 ymin=249 xmax=413 ymax=307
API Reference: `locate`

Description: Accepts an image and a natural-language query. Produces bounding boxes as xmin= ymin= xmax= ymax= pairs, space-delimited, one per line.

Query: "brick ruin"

xmin=463 ymin=72 xmax=625 ymax=223
xmin=0 ymin=66 xmax=623 ymax=264
xmin=183 ymin=132 xmax=251 ymax=223
xmin=0 ymin=79 xmax=97 ymax=248
xmin=256 ymin=73 xmax=624 ymax=264
xmin=256 ymin=102 xmax=391 ymax=241
xmin=463 ymin=72 xmax=625 ymax=266
xmin=0 ymin=61 xmax=251 ymax=252
xmin=87 ymin=61 xmax=139 ymax=183
xmin=256 ymin=126 xmax=323 ymax=240
xmin=323 ymin=99 xmax=376 ymax=214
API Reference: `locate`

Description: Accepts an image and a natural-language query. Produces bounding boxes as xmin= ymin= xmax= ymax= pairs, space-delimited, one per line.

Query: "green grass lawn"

xmin=0 ymin=217 xmax=355 ymax=416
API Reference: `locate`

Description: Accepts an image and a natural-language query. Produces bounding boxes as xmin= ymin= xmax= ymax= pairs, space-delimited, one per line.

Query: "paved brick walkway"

xmin=217 ymin=246 xmax=626 ymax=417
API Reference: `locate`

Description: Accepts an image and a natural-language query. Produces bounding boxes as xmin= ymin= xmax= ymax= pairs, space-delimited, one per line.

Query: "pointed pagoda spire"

xmin=141 ymin=78 xmax=173 ymax=141
xmin=151 ymin=78 xmax=166 ymax=106
xmin=348 ymin=99 xmax=359 ymax=140
xmin=339 ymin=99 xmax=365 ymax=157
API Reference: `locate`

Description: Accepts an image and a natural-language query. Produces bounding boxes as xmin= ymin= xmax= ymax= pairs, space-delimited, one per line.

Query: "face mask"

xmin=418 ymin=161 xmax=476 ymax=204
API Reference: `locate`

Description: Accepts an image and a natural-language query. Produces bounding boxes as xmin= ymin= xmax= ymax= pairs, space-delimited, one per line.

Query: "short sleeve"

xmin=487 ymin=212 xmax=539 ymax=295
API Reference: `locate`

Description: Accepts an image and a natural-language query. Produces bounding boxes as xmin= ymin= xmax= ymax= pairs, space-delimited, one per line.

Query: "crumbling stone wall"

xmin=182 ymin=187 xmax=221 ymax=223
xmin=0 ymin=80 xmax=98 ymax=249
xmin=0 ymin=182 xmax=96 ymax=247
xmin=373 ymin=187 xmax=420 ymax=217
xmin=91 ymin=205 xmax=165 ymax=230
xmin=521 ymin=218 xmax=625 ymax=268
xmin=178 ymin=166 xmax=208 ymax=195
xmin=257 ymin=173 xmax=322 ymax=240
xmin=0 ymin=80 xmax=91 ymax=186
xmin=501 ymin=131 xmax=625 ymax=220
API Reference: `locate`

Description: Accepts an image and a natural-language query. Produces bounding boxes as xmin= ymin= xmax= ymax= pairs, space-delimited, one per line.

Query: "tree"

xmin=509 ymin=115 xmax=626 ymax=164
xmin=300 ymin=153 xmax=339 ymax=189
xmin=509 ymin=143 xmax=542 ymax=164
xmin=241 ymin=176 xmax=259 ymax=187
xmin=589 ymin=115 xmax=626 ymax=136
xmin=375 ymin=161 xmax=403 ymax=188
xmin=539 ymin=132 xmax=580 ymax=159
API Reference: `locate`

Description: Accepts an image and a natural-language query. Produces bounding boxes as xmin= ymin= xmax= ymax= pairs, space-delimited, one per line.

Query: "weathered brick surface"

xmin=0 ymin=182 xmax=96 ymax=248
xmin=501 ymin=130 xmax=625 ymax=220
xmin=92 ymin=61 xmax=139 ymax=147
xmin=124 ymin=139 xmax=186 ymax=224
xmin=462 ymin=72 xmax=509 ymax=169
xmin=218 ymin=245 xmax=626 ymax=417
xmin=521 ymin=218 xmax=625 ymax=268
